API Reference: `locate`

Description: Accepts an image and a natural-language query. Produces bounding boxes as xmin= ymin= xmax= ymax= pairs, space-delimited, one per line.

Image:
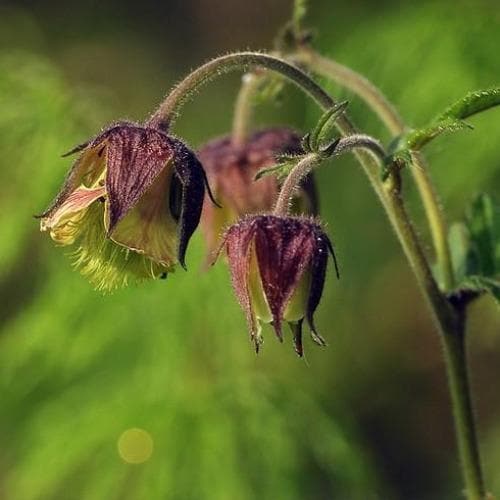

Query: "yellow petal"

xmin=107 ymin=165 xmax=178 ymax=267
xmin=72 ymin=202 xmax=172 ymax=292
xmin=41 ymin=186 xmax=105 ymax=245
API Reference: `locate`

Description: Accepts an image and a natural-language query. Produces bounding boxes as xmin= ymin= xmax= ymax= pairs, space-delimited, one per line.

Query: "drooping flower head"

xmin=198 ymin=128 xmax=317 ymax=259
xmin=217 ymin=214 xmax=339 ymax=356
xmin=39 ymin=122 xmax=211 ymax=291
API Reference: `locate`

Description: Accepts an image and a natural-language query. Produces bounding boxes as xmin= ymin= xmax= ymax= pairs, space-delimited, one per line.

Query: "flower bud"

xmin=198 ymin=128 xmax=318 ymax=259
xmin=39 ymin=122 xmax=208 ymax=291
xmin=218 ymin=214 xmax=339 ymax=356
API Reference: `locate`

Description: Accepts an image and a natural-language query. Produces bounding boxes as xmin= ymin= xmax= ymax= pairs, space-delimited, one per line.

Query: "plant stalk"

xmin=384 ymin=176 xmax=485 ymax=499
xmin=274 ymin=133 xmax=385 ymax=215
xmin=148 ymin=52 xmax=334 ymax=130
xmin=441 ymin=317 xmax=486 ymax=500
xmin=274 ymin=153 xmax=320 ymax=216
xmin=295 ymin=45 xmax=456 ymax=290
xmin=231 ymin=72 xmax=262 ymax=147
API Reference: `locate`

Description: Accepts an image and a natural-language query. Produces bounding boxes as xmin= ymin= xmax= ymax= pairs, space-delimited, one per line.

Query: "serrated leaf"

xmin=255 ymin=158 xmax=299 ymax=181
xmin=447 ymin=194 xmax=500 ymax=306
xmin=436 ymin=88 xmax=500 ymax=121
xmin=458 ymin=275 xmax=500 ymax=304
xmin=403 ymin=88 xmax=500 ymax=152
xmin=473 ymin=276 xmax=500 ymax=302
xmin=465 ymin=193 xmax=500 ymax=277
xmin=309 ymin=101 xmax=348 ymax=152
xmin=405 ymin=118 xmax=472 ymax=150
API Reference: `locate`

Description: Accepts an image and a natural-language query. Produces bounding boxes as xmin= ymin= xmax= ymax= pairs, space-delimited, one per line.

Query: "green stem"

xmin=275 ymin=133 xmax=385 ymax=216
xmin=441 ymin=317 xmax=486 ymax=500
xmin=274 ymin=153 xmax=319 ymax=216
xmin=411 ymin=151 xmax=455 ymax=290
xmin=231 ymin=72 xmax=261 ymax=147
xmin=385 ymin=176 xmax=485 ymax=499
xmin=294 ymin=46 xmax=485 ymax=496
xmin=297 ymin=46 xmax=405 ymax=134
xmin=296 ymin=46 xmax=456 ymax=290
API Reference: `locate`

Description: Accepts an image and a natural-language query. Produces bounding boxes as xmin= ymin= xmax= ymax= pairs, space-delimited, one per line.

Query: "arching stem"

xmin=274 ymin=134 xmax=385 ymax=216
xmin=148 ymin=52 xmax=334 ymax=130
xmin=274 ymin=153 xmax=320 ymax=216
xmin=231 ymin=72 xmax=262 ymax=147
xmin=295 ymin=45 xmax=456 ymax=291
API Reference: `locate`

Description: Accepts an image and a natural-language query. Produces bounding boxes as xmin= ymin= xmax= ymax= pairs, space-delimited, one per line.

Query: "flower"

xmin=217 ymin=214 xmax=339 ymax=356
xmin=39 ymin=122 xmax=210 ymax=291
xmin=198 ymin=128 xmax=317 ymax=259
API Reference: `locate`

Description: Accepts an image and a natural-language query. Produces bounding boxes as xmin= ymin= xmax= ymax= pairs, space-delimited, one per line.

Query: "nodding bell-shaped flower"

xmin=198 ymin=128 xmax=318 ymax=259
xmin=216 ymin=214 xmax=339 ymax=356
xmin=38 ymin=122 xmax=211 ymax=291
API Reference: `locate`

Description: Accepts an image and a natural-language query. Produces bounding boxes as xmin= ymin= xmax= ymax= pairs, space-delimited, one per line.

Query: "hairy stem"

xmin=297 ymin=46 xmax=404 ymax=134
xmin=274 ymin=134 xmax=385 ymax=216
xmin=385 ymin=178 xmax=485 ymax=499
xmin=148 ymin=52 xmax=334 ymax=130
xmin=295 ymin=45 xmax=484 ymax=497
xmin=274 ymin=153 xmax=320 ymax=216
xmin=231 ymin=72 xmax=262 ymax=147
xmin=333 ymin=133 xmax=385 ymax=157
xmin=411 ymin=151 xmax=455 ymax=289
xmin=442 ymin=317 xmax=486 ymax=500
xmin=296 ymin=45 xmax=456 ymax=290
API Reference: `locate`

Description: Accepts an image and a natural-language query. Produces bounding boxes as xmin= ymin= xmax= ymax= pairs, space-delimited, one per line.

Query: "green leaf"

xmin=469 ymin=276 xmax=500 ymax=301
xmin=436 ymin=87 xmax=500 ymax=121
xmin=448 ymin=194 xmax=500 ymax=305
xmin=255 ymin=102 xmax=347 ymax=182
xmin=455 ymin=275 xmax=500 ymax=304
xmin=401 ymin=88 xmax=500 ymax=152
xmin=255 ymin=157 xmax=299 ymax=181
xmin=405 ymin=117 xmax=472 ymax=150
xmin=308 ymin=101 xmax=348 ymax=152
xmin=465 ymin=193 xmax=500 ymax=277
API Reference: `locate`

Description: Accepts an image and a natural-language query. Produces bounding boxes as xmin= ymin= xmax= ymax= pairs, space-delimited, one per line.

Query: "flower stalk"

xmin=295 ymin=45 xmax=456 ymax=290
xmin=290 ymin=45 xmax=486 ymax=497
xmin=273 ymin=153 xmax=320 ymax=216
xmin=442 ymin=316 xmax=485 ymax=500
xmin=231 ymin=72 xmax=262 ymax=147
xmin=148 ymin=52 xmax=334 ymax=130
xmin=274 ymin=134 xmax=386 ymax=217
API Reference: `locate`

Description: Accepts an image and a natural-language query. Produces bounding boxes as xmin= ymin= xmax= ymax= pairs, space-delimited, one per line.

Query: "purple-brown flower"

xmin=198 ymin=128 xmax=317 ymax=259
xmin=217 ymin=214 xmax=339 ymax=356
xmin=39 ymin=122 xmax=208 ymax=290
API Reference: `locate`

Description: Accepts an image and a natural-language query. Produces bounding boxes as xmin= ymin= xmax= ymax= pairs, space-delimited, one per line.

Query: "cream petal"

xmin=107 ymin=168 xmax=178 ymax=267
xmin=41 ymin=186 xmax=105 ymax=245
xmin=38 ymin=143 xmax=106 ymax=220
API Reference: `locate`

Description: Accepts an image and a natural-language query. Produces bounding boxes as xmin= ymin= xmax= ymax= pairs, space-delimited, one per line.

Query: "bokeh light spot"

xmin=117 ymin=428 xmax=154 ymax=464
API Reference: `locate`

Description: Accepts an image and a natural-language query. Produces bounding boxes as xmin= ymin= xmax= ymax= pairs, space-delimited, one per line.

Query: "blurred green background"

xmin=0 ymin=1 xmax=499 ymax=499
